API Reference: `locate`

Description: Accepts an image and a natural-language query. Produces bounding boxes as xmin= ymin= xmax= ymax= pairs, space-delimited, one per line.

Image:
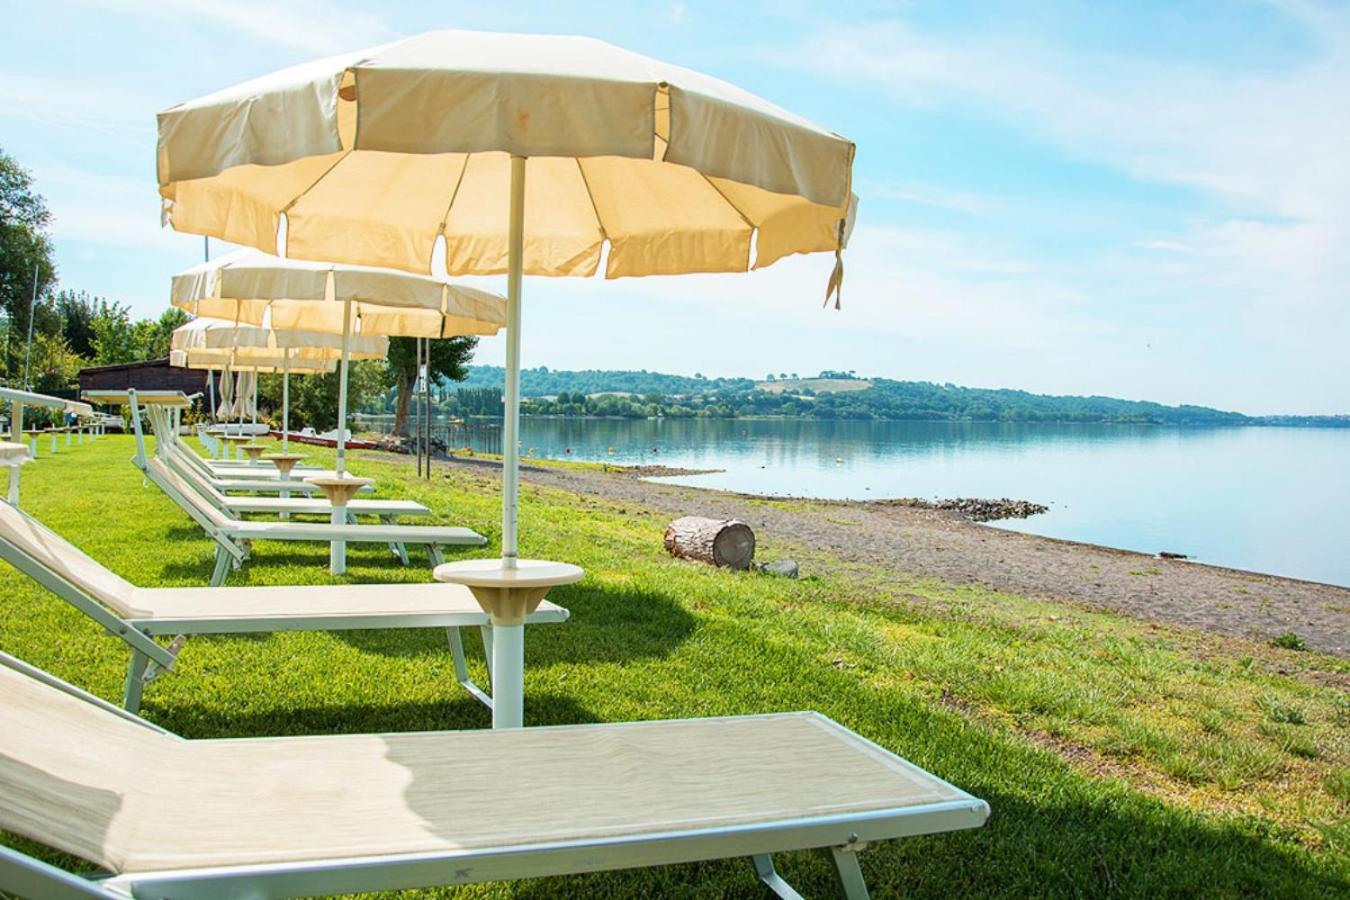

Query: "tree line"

xmin=462 ymin=367 xmax=1347 ymax=427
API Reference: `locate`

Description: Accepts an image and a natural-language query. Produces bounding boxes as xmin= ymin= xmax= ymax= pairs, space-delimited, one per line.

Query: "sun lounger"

xmin=0 ymin=650 xmax=989 ymax=899
xmin=142 ymin=455 xmax=485 ymax=583
xmin=194 ymin=425 xmax=325 ymax=473
xmin=160 ymin=442 xmax=431 ymax=524
xmin=0 ymin=500 xmax=566 ymax=713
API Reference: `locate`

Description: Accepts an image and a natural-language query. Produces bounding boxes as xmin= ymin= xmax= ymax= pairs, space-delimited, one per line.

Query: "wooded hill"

xmin=457 ymin=366 xmax=1347 ymax=426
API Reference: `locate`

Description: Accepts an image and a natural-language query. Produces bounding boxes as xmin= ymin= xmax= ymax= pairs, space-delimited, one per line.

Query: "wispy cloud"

xmin=86 ymin=0 xmax=396 ymax=55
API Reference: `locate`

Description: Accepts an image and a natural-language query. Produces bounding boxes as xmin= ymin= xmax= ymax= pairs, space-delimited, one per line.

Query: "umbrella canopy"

xmin=230 ymin=370 xmax=257 ymax=421
xmin=170 ymin=317 xmax=389 ymax=363
xmin=170 ymin=349 xmax=338 ymax=374
xmin=169 ymin=250 xmax=506 ymax=474
xmin=157 ymin=30 xmax=855 ymax=729
xmin=157 ymin=31 xmax=856 ymax=282
xmin=170 ymin=250 xmax=507 ymax=338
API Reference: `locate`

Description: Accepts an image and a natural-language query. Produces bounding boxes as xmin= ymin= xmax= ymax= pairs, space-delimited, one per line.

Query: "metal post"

xmin=207 ymin=369 xmax=215 ymax=423
xmin=425 ymin=337 xmax=433 ymax=479
xmin=282 ymin=350 xmax=290 ymax=454
xmin=22 ymin=267 xmax=37 ymax=391
xmin=492 ymin=620 xmax=524 ymax=728
xmin=330 ymin=499 xmax=347 ymax=575
xmin=414 ymin=337 xmax=423 ymax=478
xmin=336 ymin=297 xmax=352 ymax=477
xmin=501 ymin=153 xmax=526 ymax=569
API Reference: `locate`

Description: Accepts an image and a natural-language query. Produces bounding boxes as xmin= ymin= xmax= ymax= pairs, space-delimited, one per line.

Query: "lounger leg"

xmin=479 ymin=624 xmax=494 ymax=681
xmin=447 ymin=627 xmax=494 ymax=710
xmin=751 ymin=855 xmax=805 ymax=900
xmin=123 ymin=650 xmax=149 ymax=713
xmin=428 ymin=544 xmax=444 ymax=566
xmin=210 ymin=546 xmax=232 ymax=586
xmin=826 ymin=847 xmax=870 ymax=900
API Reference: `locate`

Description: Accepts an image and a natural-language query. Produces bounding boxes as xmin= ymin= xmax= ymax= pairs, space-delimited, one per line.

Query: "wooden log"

xmin=663 ymin=516 xmax=755 ymax=570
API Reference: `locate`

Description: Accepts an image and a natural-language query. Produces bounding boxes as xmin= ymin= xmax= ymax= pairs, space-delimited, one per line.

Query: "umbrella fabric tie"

xmin=824 ymin=220 xmax=846 ymax=310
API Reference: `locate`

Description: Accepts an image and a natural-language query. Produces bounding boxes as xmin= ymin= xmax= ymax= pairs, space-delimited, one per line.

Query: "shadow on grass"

xmin=333 ymin=582 xmax=698 ymax=666
xmin=153 ymin=543 xmax=437 ymax=584
xmin=452 ymin=780 xmax=1347 ymax=900
xmin=152 ymin=693 xmax=600 ymax=740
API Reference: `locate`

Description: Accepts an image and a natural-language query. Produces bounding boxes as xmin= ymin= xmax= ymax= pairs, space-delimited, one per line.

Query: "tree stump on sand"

xmin=663 ymin=516 xmax=755 ymax=570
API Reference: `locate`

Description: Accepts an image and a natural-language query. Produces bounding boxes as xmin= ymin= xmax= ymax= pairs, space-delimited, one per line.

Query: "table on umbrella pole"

xmin=221 ymin=434 xmax=252 ymax=461
xmin=240 ymin=443 xmax=269 ymax=464
xmin=262 ymin=452 xmax=306 ymax=478
xmin=304 ymin=474 xmax=374 ymax=574
xmin=0 ymin=441 xmax=30 ymax=505
xmin=433 ymin=559 xmax=585 ymax=728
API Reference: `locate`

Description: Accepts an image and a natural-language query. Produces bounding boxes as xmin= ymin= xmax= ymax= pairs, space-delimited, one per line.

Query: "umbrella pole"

xmin=502 ymin=155 xmax=525 ymax=569
xmin=282 ymin=351 xmax=290 ymax=454
xmin=488 ymin=152 xmax=528 ymax=730
xmin=336 ymin=297 xmax=352 ymax=477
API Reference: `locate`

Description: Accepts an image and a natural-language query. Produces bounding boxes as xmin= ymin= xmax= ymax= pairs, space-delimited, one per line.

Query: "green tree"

xmin=386 ymin=336 xmax=477 ymax=434
xmin=89 ymin=300 xmax=137 ymax=364
xmin=131 ymin=308 xmax=190 ymax=360
xmin=0 ymin=148 xmax=57 ymax=382
xmin=290 ymin=360 xmax=388 ymax=431
xmin=28 ymin=332 xmax=83 ymax=394
xmin=54 ymin=289 xmax=99 ymax=357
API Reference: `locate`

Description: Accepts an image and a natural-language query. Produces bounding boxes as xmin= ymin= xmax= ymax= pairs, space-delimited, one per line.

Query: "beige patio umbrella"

xmin=170 ymin=251 xmax=504 ymax=473
xmin=157 ymin=30 xmax=856 ymax=728
xmin=171 ymin=316 xmax=388 ymax=452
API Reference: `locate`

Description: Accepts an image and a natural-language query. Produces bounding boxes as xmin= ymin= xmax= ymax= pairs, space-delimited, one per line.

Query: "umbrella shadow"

xmin=154 ymin=693 xmax=600 ymax=739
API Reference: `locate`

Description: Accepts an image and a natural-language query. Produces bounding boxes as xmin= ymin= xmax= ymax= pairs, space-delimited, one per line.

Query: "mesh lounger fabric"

xmin=0 ymin=500 xmax=561 ymax=624
xmin=1 ymin=659 xmax=966 ymax=875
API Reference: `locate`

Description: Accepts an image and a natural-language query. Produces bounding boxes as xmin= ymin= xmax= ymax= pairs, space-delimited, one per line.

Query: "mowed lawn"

xmin=2 ymin=434 xmax=1346 ymax=898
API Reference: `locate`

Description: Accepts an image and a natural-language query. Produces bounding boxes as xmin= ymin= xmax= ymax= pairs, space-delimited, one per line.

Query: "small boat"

xmin=270 ymin=430 xmax=378 ymax=450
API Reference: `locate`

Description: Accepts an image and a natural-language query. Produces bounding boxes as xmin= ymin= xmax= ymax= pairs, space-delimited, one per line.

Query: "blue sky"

xmin=3 ymin=0 xmax=1347 ymax=414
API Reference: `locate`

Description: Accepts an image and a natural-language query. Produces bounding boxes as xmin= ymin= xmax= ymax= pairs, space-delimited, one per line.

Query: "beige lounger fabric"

xmin=2 ymin=662 xmax=963 ymax=874
xmin=146 ymin=457 xmax=482 ymax=544
xmin=0 ymin=500 xmax=562 ymax=624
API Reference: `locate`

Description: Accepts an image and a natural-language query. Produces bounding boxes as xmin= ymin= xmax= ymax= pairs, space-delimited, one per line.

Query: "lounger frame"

xmin=124 ymin=392 xmax=482 ymax=584
xmin=0 ymin=508 xmax=559 ymax=713
xmin=0 ymin=650 xmax=988 ymax=899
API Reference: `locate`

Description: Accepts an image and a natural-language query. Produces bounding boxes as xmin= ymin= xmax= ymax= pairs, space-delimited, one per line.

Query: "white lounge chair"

xmin=159 ymin=440 xmax=432 ymax=524
xmin=0 ymin=499 xmax=566 ymax=713
xmin=0 ymin=650 xmax=989 ymax=899
xmin=143 ymin=455 xmax=485 ymax=584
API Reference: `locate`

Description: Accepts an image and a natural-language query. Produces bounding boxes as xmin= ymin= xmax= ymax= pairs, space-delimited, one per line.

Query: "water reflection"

xmin=503 ymin=418 xmax=1349 ymax=587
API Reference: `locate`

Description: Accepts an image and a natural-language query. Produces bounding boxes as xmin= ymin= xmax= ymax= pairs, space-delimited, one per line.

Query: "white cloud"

xmin=763 ymin=6 xmax=1350 ymax=411
xmin=0 ymin=74 xmax=154 ymax=137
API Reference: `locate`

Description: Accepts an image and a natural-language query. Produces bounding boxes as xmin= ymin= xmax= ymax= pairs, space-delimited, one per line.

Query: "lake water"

xmin=508 ymin=418 xmax=1350 ymax=587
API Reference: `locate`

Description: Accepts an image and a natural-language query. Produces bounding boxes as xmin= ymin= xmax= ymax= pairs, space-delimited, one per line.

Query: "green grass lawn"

xmin=2 ymin=435 xmax=1347 ymax=898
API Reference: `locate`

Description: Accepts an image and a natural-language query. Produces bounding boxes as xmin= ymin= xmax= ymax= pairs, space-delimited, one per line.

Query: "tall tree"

xmin=0 ymin=148 xmax=57 ymax=382
xmin=54 ymin=289 xmax=99 ymax=357
xmin=89 ymin=300 xmax=138 ymax=364
xmin=131 ymin=307 xmax=191 ymax=360
xmin=290 ymin=360 xmax=389 ymax=431
xmin=387 ymin=336 xmax=478 ymax=434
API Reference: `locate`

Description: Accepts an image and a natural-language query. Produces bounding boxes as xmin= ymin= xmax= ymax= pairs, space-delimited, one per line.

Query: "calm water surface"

xmin=507 ymin=418 xmax=1350 ymax=586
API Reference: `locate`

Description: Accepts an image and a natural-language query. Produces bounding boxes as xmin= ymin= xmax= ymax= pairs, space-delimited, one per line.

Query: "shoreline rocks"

xmin=876 ymin=497 xmax=1049 ymax=522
